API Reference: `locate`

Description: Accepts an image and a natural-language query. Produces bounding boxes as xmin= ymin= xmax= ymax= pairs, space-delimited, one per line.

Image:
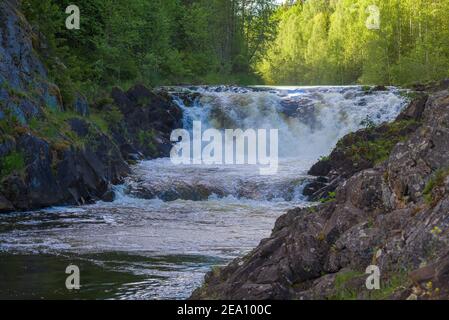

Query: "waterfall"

xmin=121 ymin=86 xmax=408 ymax=203
xmin=172 ymin=86 xmax=407 ymax=161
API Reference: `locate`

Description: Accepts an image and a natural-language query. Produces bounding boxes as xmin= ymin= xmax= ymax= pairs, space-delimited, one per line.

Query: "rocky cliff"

xmin=192 ymin=84 xmax=449 ymax=300
xmin=0 ymin=0 xmax=182 ymax=212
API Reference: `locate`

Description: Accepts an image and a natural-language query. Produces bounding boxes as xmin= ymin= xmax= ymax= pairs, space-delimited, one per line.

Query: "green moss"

xmin=307 ymin=206 xmax=318 ymax=213
xmin=330 ymin=270 xmax=410 ymax=300
xmin=330 ymin=271 xmax=364 ymax=300
xmin=361 ymin=85 xmax=371 ymax=92
xmin=423 ymin=168 xmax=449 ymax=205
xmin=399 ymin=90 xmax=424 ymax=101
xmin=351 ymin=139 xmax=395 ymax=164
xmin=0 ymin=151 xmax=25 ymax=178
xmin=0 ymin=110 xmax=27 ymax=143
xmin=368 ymin=272 xmax=410 ymax=300
xmin=95 ymin=97 xmax=114 ymax=110
xmin=27 ymin=109 xmax=84 ymax=150
xmin=0 ymin=81 xmax=28 ymax=100
xmin=0 ymin=119 xmax=15 ymax=136
xmin=320 ymin=191 xmax=336 ymax=203
xmin=346 ymin=119 xmax=419 ymax=165
xmin=24 ymin=105 xmax=121 ymax=155
xmin=138 ymin=129 xmax=158 ymax=155
xmin=103 ymin=106 xmax=124 ymax=126
xmin=210 ymin=266 xmax=222 ymax=278
xmin=88 ymin=113 xmax=109 ymax=134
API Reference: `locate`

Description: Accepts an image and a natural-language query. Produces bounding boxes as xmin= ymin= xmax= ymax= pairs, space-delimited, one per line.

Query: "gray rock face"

xmin=110 ymin=85 xmax=183 ymax=158
xmin=0 ymin=0 xmax=62 ymax=123
xmin=1 ymin=123 xmax=130 ymax=211
xmin=192 ymin=88 xmax=449 ymax=300
xmin=0 ymin=0 xmax=46 ymax=90
xmin=387 ymin=92 xmax=449 ymax=206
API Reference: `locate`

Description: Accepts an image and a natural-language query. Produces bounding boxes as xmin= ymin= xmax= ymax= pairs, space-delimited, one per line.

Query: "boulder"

xmin=110 ymin=85 xmax=183 ymax=158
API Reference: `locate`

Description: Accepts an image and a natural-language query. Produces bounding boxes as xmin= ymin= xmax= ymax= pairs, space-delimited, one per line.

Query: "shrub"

xmin=104 ymin=106 xmax=124 ymax=126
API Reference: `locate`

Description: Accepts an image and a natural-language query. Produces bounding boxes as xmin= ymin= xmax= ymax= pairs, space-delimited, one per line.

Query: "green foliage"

xmin=95 ymin=97 xmax=114 ymax=110
xmin=29 ymin=108 xmax=110 ymax=150
xmin=423 ymin=168 xmax=449 ymax=205
xmin=258 ymin=0 xmax=449 ymax=85
xmin=368 ymin=273 xmax=410 ymax=300
xmin=346 ymin=120 xmax=418 ymax=165
xmin=330 ymin=270 xmax=409 ymax=300
xmin=28 ymin=109 xmax=81 ymax=148
xmin=17 ymin=0 xmax=449 ymax=90
xmin=88 ymin=113 xmax=109 ymax=134
xmin=21 ymin=0 xmax=277 ymax=95
xmin=3 ymin=85 xmax=28 ymax=101
xmin=138 ymin=129 xmax=157 ymax=155
xmin=351 ymin=139 xmax=396 ymax=165
xmin=320 ymin=191 xmax=336 ymax=203
xmin=0 ymin=151 xmax=25 ymax=178
xmin=0 ymin=119 xmax=15 ymax=137
xmin=330 ymin=271 xmax=364 ymax=300
xmin=103 ymin=106 xmax=123 ymax=127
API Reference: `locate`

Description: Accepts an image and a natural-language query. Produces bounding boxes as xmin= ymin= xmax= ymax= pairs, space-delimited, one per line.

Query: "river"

xmin=0 ymin=86 xmax=407 ymax=299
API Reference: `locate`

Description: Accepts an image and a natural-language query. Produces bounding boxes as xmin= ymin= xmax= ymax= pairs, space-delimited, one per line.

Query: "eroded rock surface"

xmin=192 ymin=88 xmax=449 ymax=300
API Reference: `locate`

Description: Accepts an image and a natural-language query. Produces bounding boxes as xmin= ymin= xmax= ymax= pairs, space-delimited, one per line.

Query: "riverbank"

xmin=191 ymin=81 xmax=449 ymax=300
xmin=0 ymin=0 xmax=185 ymax=212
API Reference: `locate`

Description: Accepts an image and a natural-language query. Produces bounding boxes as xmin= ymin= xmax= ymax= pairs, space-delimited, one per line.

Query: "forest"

xmin=259 ymin=0 xmax=449 ymax=85
xmin=22 ymin=0 xmax=449 ymax=101
xmin=21 ymin=0 xmax=277 ymax=102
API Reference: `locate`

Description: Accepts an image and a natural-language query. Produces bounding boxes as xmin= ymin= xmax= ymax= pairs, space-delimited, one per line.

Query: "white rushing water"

xmin=0 ymin=86 xmax=408 ymax=299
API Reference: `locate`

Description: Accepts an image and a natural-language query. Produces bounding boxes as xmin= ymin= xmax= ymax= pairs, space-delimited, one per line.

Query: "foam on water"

xmin=173 ymin=86 xmax=406 ymax=160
